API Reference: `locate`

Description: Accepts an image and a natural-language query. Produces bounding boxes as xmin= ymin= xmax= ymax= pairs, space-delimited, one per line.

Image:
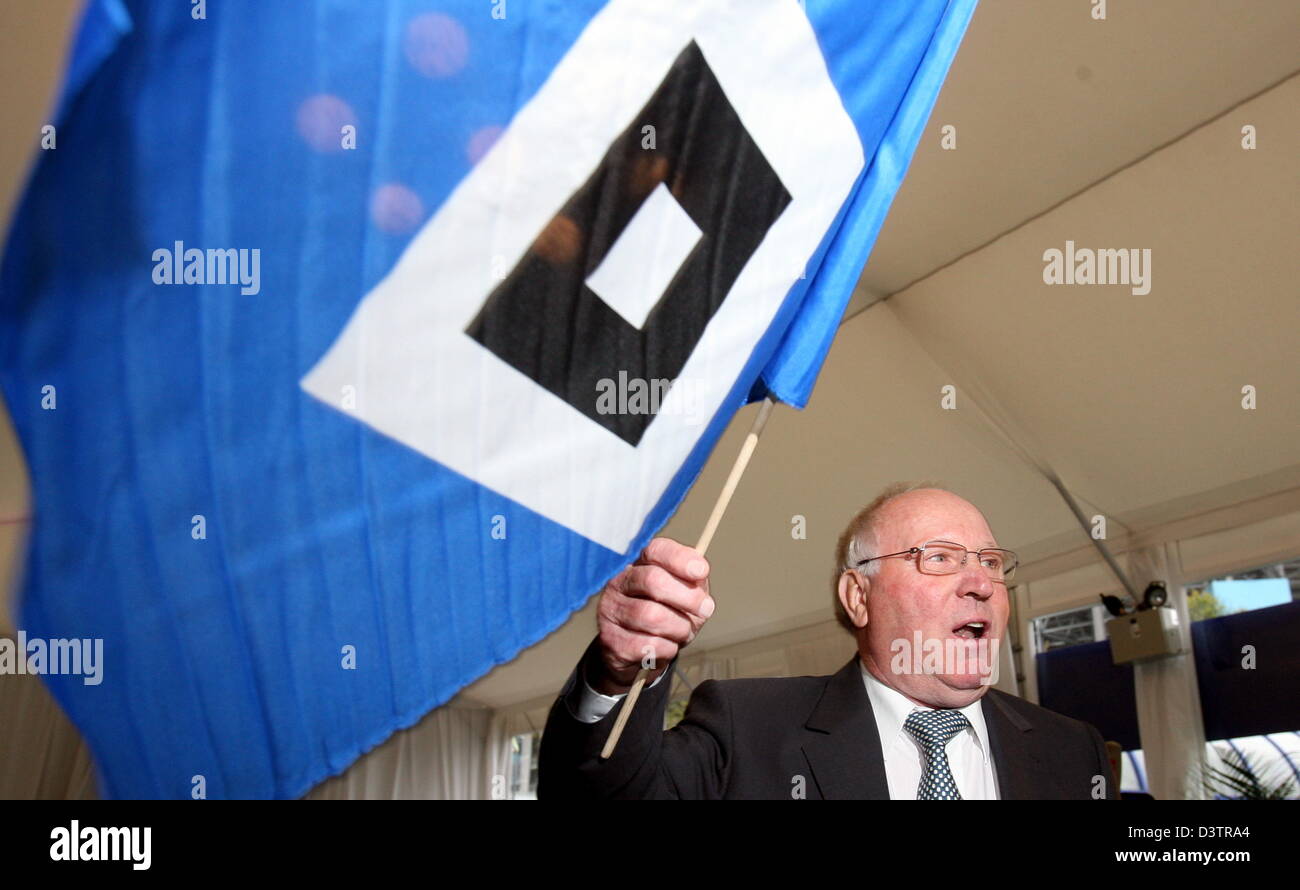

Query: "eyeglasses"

xmin=854 ymin=540 xmax=1018 ymax=583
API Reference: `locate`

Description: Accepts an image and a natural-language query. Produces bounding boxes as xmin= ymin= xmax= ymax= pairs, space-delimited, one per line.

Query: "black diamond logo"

xmin=467 ymin=40 xmax=792 ymax=445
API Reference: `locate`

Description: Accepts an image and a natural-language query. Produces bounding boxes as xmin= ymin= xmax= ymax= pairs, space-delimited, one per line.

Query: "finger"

xmin=619 ymin=564 xmax=713 ymax=619
xmin=604 ymin=591 xmax=697 ymax=645
xmin=637 ymin=536 xmax=709 ymax=582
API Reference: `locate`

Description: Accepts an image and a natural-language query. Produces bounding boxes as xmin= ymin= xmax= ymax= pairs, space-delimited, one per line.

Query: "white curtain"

xmin=485 ymin=711 xmax=513 ymax=800
xmin=782 ymin=639 xmax=843 ymax=678
xmin=674 ymin=652 xmax=737 ymax=692
xmin=0 ymin=669 xmax=499 ymax=799
xmin=304 ymin=704 xmax=492 ymax=800
xmin=1127 ymin=541 xmax=1207 ymax=800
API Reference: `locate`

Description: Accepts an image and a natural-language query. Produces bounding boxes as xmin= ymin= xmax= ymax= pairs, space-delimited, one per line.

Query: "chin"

xmin=905 ymin=679 xmax=984 ymax=709
xmin=936 ymin=680 xmax=989 ymax=705
xmin=943 ymin=676 xmax=992 ymax=695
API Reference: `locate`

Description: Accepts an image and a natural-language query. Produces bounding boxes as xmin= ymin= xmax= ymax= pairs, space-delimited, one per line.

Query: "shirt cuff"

xmin=566 ymin=658 xmax=669 ymax=724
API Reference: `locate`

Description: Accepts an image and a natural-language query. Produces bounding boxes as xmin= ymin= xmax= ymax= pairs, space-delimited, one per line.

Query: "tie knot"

xmin=903 ymin=708 xmax=970 ymax=750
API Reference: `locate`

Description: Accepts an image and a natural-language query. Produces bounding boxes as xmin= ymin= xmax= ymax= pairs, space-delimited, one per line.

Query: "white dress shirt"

xmin=567 ymin=656 xmax=1001 ymax=799
xmin=860 ymin=660 xmax=1001 ymax=800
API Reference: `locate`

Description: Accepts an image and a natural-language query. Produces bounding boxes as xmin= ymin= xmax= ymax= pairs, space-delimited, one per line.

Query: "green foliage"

xmin=664 ymin=698 xmax=687 ymax=730
xmin=1187 ymin=587 xmax=1225 ymax=622
xmin=1200 ymin=747 xmax=1297 ymax=800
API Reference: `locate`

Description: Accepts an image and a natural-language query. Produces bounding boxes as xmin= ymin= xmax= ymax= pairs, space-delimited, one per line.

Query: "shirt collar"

xmin=858 ymin=657 xmax=993 ymax=760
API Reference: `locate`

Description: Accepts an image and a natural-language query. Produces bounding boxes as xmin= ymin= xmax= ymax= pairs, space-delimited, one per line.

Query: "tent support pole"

xmin=1044 ymin=474 xmax=1141 ymax=601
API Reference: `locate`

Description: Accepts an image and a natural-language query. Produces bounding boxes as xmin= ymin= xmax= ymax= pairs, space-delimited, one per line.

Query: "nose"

xmin=959 ymin=557 xmax=996 ymax=599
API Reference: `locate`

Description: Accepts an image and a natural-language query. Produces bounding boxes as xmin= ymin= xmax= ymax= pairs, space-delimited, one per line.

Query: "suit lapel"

xmin=981 ymin=689 xmax=1044 ymax=800
xmin=799 ymin=661 xmax=1047 ymax=800
xmin=800 ymin=657 xmax=890 ymax=800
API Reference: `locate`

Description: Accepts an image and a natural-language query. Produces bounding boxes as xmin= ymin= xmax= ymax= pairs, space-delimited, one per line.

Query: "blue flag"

xmin=1 ymin=0 xmax=975 ymax=798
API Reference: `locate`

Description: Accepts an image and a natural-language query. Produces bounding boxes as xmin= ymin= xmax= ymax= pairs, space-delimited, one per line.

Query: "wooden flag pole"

xmin=599 ymin=396 xmax=777 ymax=760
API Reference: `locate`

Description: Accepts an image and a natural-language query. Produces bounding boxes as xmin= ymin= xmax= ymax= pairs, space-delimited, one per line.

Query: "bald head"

xmin=833 ymin=482 xmax=1010 ymax=708
xmin=870 ymin=488 xmax=996 ymax=556
xmin=832 ymin=483 xmax=997 ymax=633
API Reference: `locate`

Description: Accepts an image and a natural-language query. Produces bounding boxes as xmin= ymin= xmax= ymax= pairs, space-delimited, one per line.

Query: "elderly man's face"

xmin=841 ymin=489 xmax=1010 ymax=709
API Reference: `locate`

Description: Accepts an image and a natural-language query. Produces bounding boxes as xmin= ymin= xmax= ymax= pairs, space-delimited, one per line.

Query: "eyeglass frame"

xmin=853 ymin=539 xmax=1019 ymax=583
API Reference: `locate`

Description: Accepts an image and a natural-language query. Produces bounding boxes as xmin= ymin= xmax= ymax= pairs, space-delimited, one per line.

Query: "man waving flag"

xmin=0 ymin=0 xmax=976 ymax=798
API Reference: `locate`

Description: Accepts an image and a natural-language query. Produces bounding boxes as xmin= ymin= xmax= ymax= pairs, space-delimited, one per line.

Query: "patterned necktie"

xmin=903 ymin=708 xmax=971 ymax=800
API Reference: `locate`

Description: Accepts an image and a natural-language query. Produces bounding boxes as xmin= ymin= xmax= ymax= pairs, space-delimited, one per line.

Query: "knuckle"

xmin=642 ymin=564 xmax=673 ymax=600
xmin=638 ymin=600 xmax=683 ymax=640
xmin=625 ymin=596 xmax=655 ymax=629
xmin=641 ymin=536 xmax=669 ymax=563
xmin=650 ymin=536 xmax=686 ymax=569
xmin=601 ymin=592 xmax=634 ymax=633
xmin=598 ymin=624 xmax=629 ymax=660
xmin=596 ymin=589 xmax=620 ymax=622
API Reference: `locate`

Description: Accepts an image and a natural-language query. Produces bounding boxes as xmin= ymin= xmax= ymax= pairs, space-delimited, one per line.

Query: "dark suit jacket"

xmin=539 ymin=637 xmax=1119 ymax=799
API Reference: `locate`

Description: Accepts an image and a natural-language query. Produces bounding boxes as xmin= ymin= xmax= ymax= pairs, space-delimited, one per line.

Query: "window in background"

xmin=1032 ymin=553 xmax=1300 ymax=648
xmin=1186 ymin=555 xmax=1300 ymax=622
xmin=1031 ymin=603 xmax=1107 ymax=653
xmin=506 ymin=731 xmax=540 ymax=800
xmin=1119 ymin=733 xmax=1300 ymax=799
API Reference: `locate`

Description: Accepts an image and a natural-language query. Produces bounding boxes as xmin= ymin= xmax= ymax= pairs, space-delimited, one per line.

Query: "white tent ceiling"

xmin=2 ymin=1 xmax=1297 ymax=717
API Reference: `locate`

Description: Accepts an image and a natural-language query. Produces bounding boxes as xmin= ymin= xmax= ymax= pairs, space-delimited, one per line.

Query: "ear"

xmin=837 ymin=569 xmax=870 ymax=629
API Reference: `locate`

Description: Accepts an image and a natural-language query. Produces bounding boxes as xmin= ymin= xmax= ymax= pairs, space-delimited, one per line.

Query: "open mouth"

xmin=952 ymin=621 xmax=987 ymax=640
